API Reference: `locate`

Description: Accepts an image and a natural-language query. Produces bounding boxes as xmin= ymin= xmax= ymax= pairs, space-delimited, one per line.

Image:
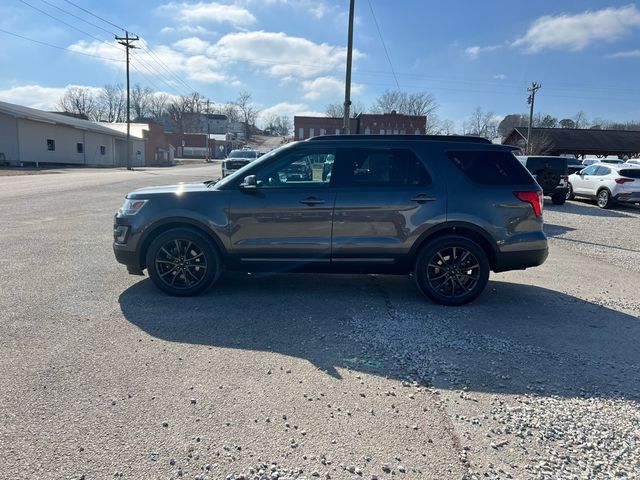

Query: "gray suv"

xmin=114 ymin=135 xmax=548 ymax=305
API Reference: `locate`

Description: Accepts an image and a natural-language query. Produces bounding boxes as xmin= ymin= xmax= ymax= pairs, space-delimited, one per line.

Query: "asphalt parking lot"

xmin=1 ymin=164 xmax=639 ymax=480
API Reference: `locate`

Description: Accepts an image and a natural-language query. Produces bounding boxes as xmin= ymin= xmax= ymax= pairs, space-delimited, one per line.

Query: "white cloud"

xmin=608 ymin=49 xmax=640 ymax=58
xmin=243 ymin=0 xmax=330 ymax=19
xmin=464 ymin=45 xmax=500 ymax=60
xmin=493 ymin=74 xmax=507 ymax=80
xmin=0 ymin=84 xmax=103 ymax=110
xmin=160 ymin=25 xmax=217 ymax=35
xmin=173 ymin=37 xmax=210 ymax=54
xmin=513 ymin=5 xmax=640 ymax=53
xmin=208 ymin=31 xmax=359 ymax=79
xmin=259 ymin=102 xmax=324 ymax=122
xmin=301 ymin=76 xmax=362 ymax=100
xmin=157 ymin=2 xmax=256 ymax=26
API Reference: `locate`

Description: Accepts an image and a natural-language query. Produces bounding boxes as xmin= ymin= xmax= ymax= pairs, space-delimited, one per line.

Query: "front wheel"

xmin=566 ymin=183 xmax=575 ymax=201
xmin=146 ymin=228 xmax=221 ymax=296
xmin=414 ymin=235 xmax=490 ymax=306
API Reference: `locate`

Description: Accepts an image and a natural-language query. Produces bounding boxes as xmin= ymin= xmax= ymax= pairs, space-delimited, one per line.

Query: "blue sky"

xmin=1 ymin=0 xmax=639 ymax=129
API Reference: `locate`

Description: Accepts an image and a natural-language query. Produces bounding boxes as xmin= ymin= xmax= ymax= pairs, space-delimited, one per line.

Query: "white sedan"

xmin=568 ymin=163 xmax=640 ymax=208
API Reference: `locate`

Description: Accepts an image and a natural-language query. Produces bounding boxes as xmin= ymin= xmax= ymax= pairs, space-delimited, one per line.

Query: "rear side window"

xmin=595 ymin=166 xmax=611 ymax=176
xmin=620 ymin=169 xmax=640 ymax=179
xmin=339 ymin=148 xmax=431 ymax=187
xmin=447 ymin=150 xmax=534 ymax=185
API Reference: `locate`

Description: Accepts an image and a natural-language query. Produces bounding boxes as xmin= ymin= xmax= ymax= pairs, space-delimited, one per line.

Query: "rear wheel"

xmin=414 ymin=235 xmax=490 ymax=306
xmin=597 ymin=189 xmax=615 ymax=209
xmin=146 ymin=228 xmax=221 ymax=296
xmin=551 ymin=192 xmax=567 ymax=205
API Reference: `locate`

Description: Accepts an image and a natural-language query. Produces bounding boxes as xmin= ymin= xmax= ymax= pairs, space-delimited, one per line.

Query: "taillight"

xmin=514 ymin=191 xmax=543 ymax=217
xmin=615 ymin=178 xmax=634 ymax=184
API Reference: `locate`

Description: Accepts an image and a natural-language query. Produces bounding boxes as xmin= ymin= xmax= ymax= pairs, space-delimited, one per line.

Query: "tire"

xmin=597 ymin=189 xmax=615 ymax=209
xmin=535 ymin=169 xmax=560 ymax=191
xmin=146 ymin=228 xmax=221 ymax=296
xmin=414 ymin=235 xmax=490 ymax=306
xmin=566 ymin=183 xmax=575 ymax=201
xmin=551 ymin=192 xmax=567 ymax=205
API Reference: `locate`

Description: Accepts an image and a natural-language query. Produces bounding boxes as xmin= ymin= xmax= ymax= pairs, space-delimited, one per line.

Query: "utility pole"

xmin=205 ymin=100 xmax=211 ymax=162
xmin=526 ymin=82 xmax=542 ymax=155
xmin=342 ymin=0 xmax=355 ymax=134
xmin=116 ymin=31 xmax=139 ymax=170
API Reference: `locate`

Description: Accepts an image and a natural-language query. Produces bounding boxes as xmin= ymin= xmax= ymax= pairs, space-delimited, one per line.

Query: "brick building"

xmin=294 ymin=112 xmax=427 ymax=140
xmin=103 ymin=121 xmax=174 ymax=166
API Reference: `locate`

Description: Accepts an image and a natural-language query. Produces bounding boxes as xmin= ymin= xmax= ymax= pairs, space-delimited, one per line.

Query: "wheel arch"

xmin=409 ymin=222 xmax=498 ymax=271
xmin=138 ymin=218 xmax=226 ymax=270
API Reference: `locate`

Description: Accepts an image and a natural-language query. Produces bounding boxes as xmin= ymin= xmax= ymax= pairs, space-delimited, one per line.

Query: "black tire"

xmin=535 ymin=169 xmax=560 ymax=191
xmin=146 ymin=228 xmax=221 ymax=296
xmin=597 ymin=189 xmax=615 ymax=209
xmin=414 ymin=235 xmax=490 ymax=306
xmin=551 ymin=192 xmax=567 ymax=205
xmin=566 ymin=183 xmax=575 ymax=201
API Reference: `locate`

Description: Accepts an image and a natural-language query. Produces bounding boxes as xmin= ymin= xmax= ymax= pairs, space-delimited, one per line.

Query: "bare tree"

xmin=97 ymin=84 xmax=126 ymax=122
xmin=497 ymin=114 xmax=527 ymax=137
xmin=131 ymin=84 xmax=154 ymax=120
xmin=58 ymin=87 xmax=99 ymax=120
xmin=324 ymin=100 xmax=366 ymax=118
xmin=149 ymin=93 xmax=170 ymax=122
xmin=528 ymin=131 xmax=553 ymax=155
xmin=370 ymin=90 xmax=439 ymax=133
xmin=274 ymin=116 xmax=291 ymax=136
xmin=370 ymin=89 xmax=406 ymax=113
xmin=436 ymin=119 xmax=456 ymax=135
xmin=573 ymin=111 xmax=588 ymax=129
xmin=559 ymin=118 xmax=576 ymax=128
xmin=464 ymin=107 xmax=498 ymax=139
xmin=213 ymin=103 xmax=241 ymax=123
xmin=233 ymin=91 xmax=259 ymax=141
xmin=166 ymin=93 xmax=204 ymax=133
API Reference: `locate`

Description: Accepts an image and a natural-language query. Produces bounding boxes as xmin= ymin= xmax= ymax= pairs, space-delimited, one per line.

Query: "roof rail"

xmin=306 ymin=134 xmax=492 ymax=144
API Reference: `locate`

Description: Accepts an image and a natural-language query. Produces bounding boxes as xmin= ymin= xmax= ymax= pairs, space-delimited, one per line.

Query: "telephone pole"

xmin=526 ymin=82 xmax=542 ymax=155
xmin=116 ymin=31 xmax=139 ymax=170
xmin=342 ymin=0 xmax=355 ymax=134
xmin=205 ymin=100 xmax=211 ymax=162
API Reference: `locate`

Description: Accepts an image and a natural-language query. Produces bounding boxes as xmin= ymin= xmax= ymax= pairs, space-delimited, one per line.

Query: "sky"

xmin=1 ymin=0 xmax=640 ymax=130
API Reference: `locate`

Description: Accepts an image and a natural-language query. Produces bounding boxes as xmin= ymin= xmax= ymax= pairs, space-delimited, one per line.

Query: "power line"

xmin=62 ymin=0 xmax=126 ymax=32
xmin=0 ymin=27 xmax=124 ymax=62
xmin=130 ymin=53 xmax=190 ymax=96
xmin=138 ymin=42 xmax=198 ymax=94
xmin=366 ymin=0 xmax=400 ymax=90
xmin=36 ymin=0 xmax=117 ymax=36
xmin=18 ymin=0 xmax=120 ymax=51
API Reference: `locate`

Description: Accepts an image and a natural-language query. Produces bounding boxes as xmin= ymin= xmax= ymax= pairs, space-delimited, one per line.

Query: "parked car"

xmin=516 ymin=156 xmax=569 ymax=205
xmin=221 ymin=149 xmax=259 ymax=177
xmin=280 ymin=157 xmax=313 ymax=181
xmin=568 ymin=163 xmax=640 ymax=208
xmin=566 ymin=157 xmax=585 ymax=175
xmin=114 ymin=135 xmax=548 ymax=305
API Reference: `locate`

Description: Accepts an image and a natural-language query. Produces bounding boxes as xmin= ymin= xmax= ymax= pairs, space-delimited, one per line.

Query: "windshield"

xmin=214 ymin=142 xmax=298 ymax=189
xmin=228 ymin=150 xmax=258 ymax=159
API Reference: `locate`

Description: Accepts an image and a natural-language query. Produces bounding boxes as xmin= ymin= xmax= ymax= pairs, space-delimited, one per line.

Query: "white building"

xmin=0 ymin=101 xmax=144 ymax=167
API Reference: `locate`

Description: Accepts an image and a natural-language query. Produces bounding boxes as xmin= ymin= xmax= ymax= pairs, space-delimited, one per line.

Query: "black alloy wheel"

xmin=146 ymin=228 xmax=220 ymax=296
xmin=414 ymin=235 xmax=490 ymax=306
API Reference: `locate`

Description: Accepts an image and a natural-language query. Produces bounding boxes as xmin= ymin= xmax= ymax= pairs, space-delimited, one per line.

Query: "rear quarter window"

xmin=447 ymin=150 xmax=535 ymax=185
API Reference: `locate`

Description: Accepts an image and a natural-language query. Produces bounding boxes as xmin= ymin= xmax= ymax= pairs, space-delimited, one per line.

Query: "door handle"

xmin=300 ymin=197 xmax=325 ymax=206
xmin=410 ymin=194 xmax=437 ymax=204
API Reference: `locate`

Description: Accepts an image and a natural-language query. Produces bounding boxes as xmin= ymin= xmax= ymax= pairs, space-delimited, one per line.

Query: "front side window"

xmin=255 ymin=150 xmax=335 ymax=188
xmin=47 ymin=139 xmax=55 ymax=151
xmin=339 ymin=148 xmax=431 ymax=187
xmin=582 ymin=165 xmax=599 ymax=175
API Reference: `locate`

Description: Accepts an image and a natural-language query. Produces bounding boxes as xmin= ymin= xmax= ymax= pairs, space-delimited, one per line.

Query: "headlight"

xmin=119 ymin=198 xmax=148 ymax=215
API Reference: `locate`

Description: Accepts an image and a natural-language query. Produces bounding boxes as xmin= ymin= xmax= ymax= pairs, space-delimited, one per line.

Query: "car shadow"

xmin=119 ymin=273 xmax=640 ymax=401
xmin=545 ymin=199 xmax=638 ymax=218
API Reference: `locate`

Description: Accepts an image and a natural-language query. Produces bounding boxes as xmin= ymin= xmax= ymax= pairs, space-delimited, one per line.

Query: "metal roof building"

xmin=0 ymin=100 xmax=144 ymax=167
xmin=504 ymin=127 xmax=640 ymax=158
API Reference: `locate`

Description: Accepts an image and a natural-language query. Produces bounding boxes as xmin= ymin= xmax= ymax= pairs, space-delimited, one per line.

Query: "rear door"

xmin=330 ymin=146 xmax=445 ymax=265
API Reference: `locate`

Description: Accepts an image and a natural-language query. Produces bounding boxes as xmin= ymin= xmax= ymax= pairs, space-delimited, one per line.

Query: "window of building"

xmin=364 ymin=128 xmax=371 ymax=135
xmin=320 ymin=128 xmax=326 ymax=136
xmin=393 ymin=129 xmax=399 ymax=135
xmin=380 ymin=129 xmax=385 ymax=135
xmin=415 ymin=129 xmax=420 ymax=135
xmin=47 ymin=139 xmax=55 ymax=151
xmin=309 ymin=128 xmax=315 ymax=137
xmin=335 ymin=128 xmax=340 ymax=135
xmin=298 ymin=127 xmax=304 ymax=139
xmin=100 ymin=146 xmax=106 ymax=155
xmin=77 ymin=143 xmax=84 ymax=154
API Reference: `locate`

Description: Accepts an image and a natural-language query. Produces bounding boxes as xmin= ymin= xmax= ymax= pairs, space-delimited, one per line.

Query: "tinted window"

xmin=256 ymin=150 xmax=334 ymax=188
xmin=339 ymin=148 xmax=431 ymax=187
xmin=595 ymin=166 xmax=611 ymax=176
xmin=620 ymin=169 xmax=640 ymax=179
xmin=447 ymin=150 xmax=534 ymax=185
xmin=229 ymin=150 xmax=257 ymax=158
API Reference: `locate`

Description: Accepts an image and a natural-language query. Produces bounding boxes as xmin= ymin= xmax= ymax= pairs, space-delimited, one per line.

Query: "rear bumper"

xmin=494 ymin=247 xmax=548 ymax=273
xmin=615 ymin=192 xmax=640 ymax=203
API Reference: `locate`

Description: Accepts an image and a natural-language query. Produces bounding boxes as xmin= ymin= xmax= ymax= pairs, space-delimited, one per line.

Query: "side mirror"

xmin=240 ymin=174 xmax=257 ymax=190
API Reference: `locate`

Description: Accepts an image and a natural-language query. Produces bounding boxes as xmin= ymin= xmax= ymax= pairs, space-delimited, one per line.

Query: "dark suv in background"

xmin=114 ymin=135 xmax=548 ymax=305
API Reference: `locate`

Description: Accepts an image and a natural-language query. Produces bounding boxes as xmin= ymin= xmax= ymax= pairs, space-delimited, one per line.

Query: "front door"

xmin=228 ymin=147 xmax=336 ymax=268
xmin=572 ymin=164 xmax=599 ymax=195
xmin=331 ymin=146 xmax=446 ymax=265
